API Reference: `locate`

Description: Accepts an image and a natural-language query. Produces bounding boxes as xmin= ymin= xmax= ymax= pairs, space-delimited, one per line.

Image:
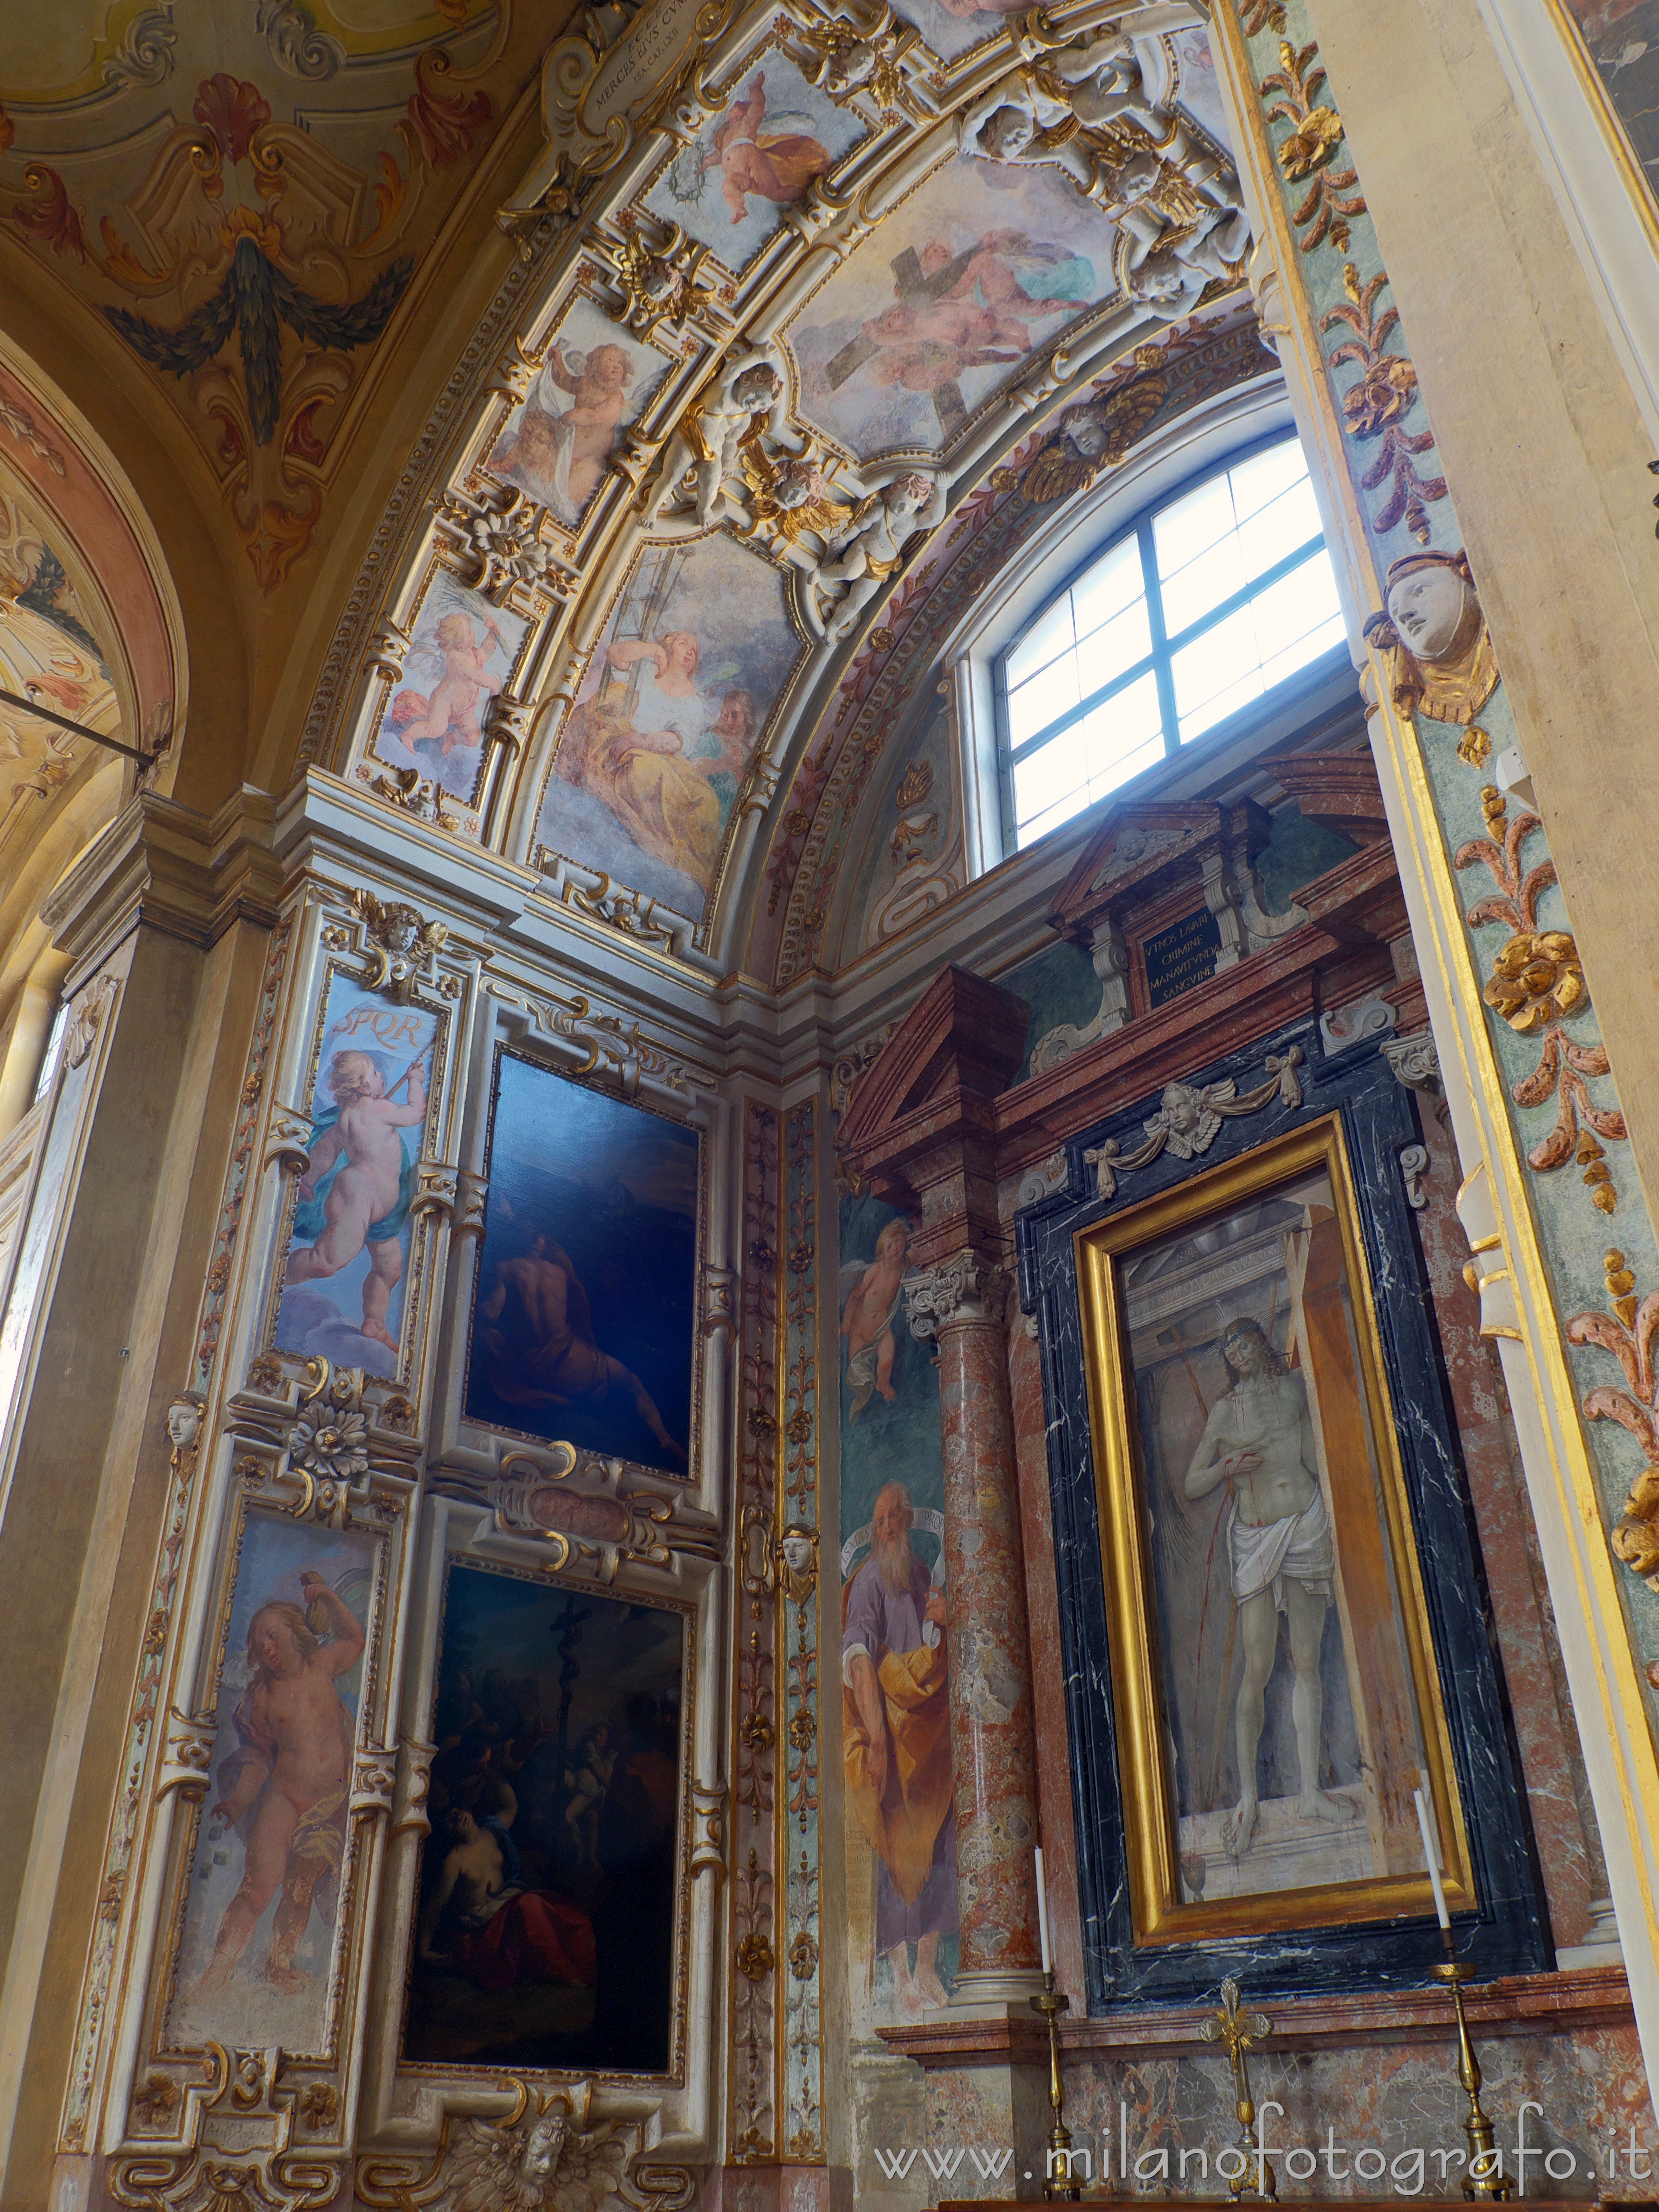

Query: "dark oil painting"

xmin=465 ymin=1049 xmax=699 ymax=1473
xmin=1563 ymin=0 xmax=1659 ymax=193
xmin=404 ymin=1561 xmax=684 ymax=2072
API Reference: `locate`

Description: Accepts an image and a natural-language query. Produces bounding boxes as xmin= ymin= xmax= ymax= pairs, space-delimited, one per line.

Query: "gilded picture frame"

xmin=1020 ymin=1015 xmax=1549 ymax=2004
xmin=1076 ymin=1113 xmax=1471 ymax=1947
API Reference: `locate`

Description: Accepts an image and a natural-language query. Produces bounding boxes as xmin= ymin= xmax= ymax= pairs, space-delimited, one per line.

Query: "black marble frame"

xmin=1016 ymin=1012 xmax=1551 ymax=2007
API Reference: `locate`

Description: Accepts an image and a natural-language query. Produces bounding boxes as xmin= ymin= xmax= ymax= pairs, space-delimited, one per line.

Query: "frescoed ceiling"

xmin=0 ymin=2 xmax=576 ymax=595
xmin=303 ymin=0 xmax=1265 ymax=982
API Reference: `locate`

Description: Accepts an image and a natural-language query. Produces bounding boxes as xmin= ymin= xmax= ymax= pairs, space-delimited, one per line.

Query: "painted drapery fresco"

xmin=786 ymin=150 xmax=1122 ymax=457
xmin=465 ymin=1050 xmax=699 ymax=1474
xmin=168 ymin=1515 xmax=376 ymax=2055
xmin=487 ymin=297 xmax=670 ymax=529
xmin=274 ymin=974 xmax=440 ymax=1381
xmin=404 ymin=1561 xmax=684 ymax=2073
xmin=838 ymin=1194 xmax=957 ymax=2020
xmin=644 ymin=54 xmax=865 ymax=272
xmin=536 ymin=534 xmax=799 ymax=917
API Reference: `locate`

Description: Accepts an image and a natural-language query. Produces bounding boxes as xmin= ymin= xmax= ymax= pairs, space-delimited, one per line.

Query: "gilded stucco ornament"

xmin=597 ymin=216 xmax=723 ymax=341
xmin=1322 ymin=266 xmax=1446 ymax=539
xmin=1022 ymin=363 xmax=1166 ymax=504
xmin=1364 ymin=550 xmax=1499 ymax=765
xmin=1567 ymin=1251 xmax=1659 ymax=1592
xmin=782 ymin=0 xmax=926 ymax=120
xmin=1454 ymin=787 xmax=1624 ymax=1211
xmin=644 ymin=346 xmax=797 ymax=532
xmin=1259 ymin=39 xmax=1364 ymax=252
xmin=349 ymin=888 xmax=447 ymax=1004
xmin=357 ymin=2080 xmax=631 ymax=2212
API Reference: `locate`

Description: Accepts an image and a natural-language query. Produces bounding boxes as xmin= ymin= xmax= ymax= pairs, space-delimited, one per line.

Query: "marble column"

xmin=906 ymin=1248 xmax=1044 ymax=2007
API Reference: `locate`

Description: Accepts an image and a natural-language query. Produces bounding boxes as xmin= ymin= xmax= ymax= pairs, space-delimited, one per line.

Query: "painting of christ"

xmin=464 ymin=1049 xmax=700 ymax=1477
xmin=786 ymin=151 xmax=1120 ymax=458
xmin=535 ymin=534 xmax=799 ymax=919
xmin=645 ymin=54 xmax=865 ymax=272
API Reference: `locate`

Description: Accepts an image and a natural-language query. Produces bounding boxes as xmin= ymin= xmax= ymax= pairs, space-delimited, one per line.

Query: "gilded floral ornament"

xmin=1321 ymin=267 xmax=1446 ymax=535
xmin=736 ymin=1931 xmax=775 ymax=1980
xmin=1342 ymin=355 xmax=1417 ymax=437
xmin=1482 ymin=932 xmax=1586 ymax=1034
xmin=1566 ymin=1255 xmax=1659 ymax=1590
xmin=1455 ymin=792 xmax=1625 ymax=1211
xmin=1259 ymin=41 xmax=1364 ymax=251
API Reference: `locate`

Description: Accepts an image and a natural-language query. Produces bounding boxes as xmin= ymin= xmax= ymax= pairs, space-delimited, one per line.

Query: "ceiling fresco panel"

xmin=784 ymin=149 xmax=1126 ymax=460
xmin=641 ymin=48 xmax=870 ymax=276
xmin=534 ymin=531 xmax=804 ymax=923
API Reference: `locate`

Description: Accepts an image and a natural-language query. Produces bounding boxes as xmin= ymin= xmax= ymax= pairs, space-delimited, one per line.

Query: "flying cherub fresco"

xmin=668 ymin=71 xmax=831 ymax=228
xmin=285 ymin=1046 xmax=428 ymax=1353
xmin=385 ymin=609 xmax=507 ymax=794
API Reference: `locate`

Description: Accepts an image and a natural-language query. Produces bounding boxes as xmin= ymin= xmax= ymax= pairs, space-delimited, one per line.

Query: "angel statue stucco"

xmin=645 ymin=346 xmax=795 ymax=532
xmin=425 ymin=2081 xmax=629 ymax=2212
xmin=1362 ymin=549 xmax=1500 ymax=767
xmin=810 ymin=470 xmax=945 ymax=642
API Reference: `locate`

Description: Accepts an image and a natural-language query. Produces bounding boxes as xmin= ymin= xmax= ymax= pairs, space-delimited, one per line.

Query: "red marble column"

xmin=907 ymin=1249 xmax=1045 ymax=2005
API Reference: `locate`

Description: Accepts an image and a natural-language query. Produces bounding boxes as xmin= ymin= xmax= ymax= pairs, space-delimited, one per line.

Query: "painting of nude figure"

xmin=403 ymin=1559 xmax=685 ymax=2072
xmin=463 ymin=1049 xmax=700 ymax=1475
xmin=1088 ymin=1142 xmax=1462 ymax=1926
xmin=169 ymin=1512 xmax=378 ymax=2055
xmin=273 ymin=972 xmax=442 ymax=1383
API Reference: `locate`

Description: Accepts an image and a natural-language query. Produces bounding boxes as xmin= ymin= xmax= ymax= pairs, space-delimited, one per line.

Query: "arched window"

xmin=998 ymin=434 xmax=1345 ymax=850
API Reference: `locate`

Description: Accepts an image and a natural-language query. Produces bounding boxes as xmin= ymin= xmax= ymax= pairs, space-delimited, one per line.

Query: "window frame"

xmin=993 ymin=428 xmax=1342 ymax=853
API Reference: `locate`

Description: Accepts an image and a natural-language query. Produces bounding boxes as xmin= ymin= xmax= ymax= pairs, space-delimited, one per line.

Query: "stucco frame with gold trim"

xmin=1076 ymin=1111 xmax=1470 ymax=1947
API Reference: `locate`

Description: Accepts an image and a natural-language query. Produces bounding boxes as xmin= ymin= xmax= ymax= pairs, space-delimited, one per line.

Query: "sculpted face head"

xmin=827 ymin=39 xmax=874 ymax=92
xmin=983 ymin=104 xmax=1034 ymax=159
xmin=1132 ymin=261 xmax=1186 ymax=304
xmin=1161 ymin=1082 xmax=1202 ymax=1135
xmin=1067 ymin=415 xmax=1108 ymax=459
xmin=1117 ymin=150 xmax=1161 ymax=201
xmin=1386 ymin=560 xmax=1478 ymax=663
xmin=781 ymin=1530 xmax=815 ymax=1575
xmin=167 ymin=1396 xmax=203 ymax=1452
xmin=886 ymin=473 xmax=931 ymax=518
xmin=733 ymin=363 xmax=781 ymax=410
xmin=520 ymin=2111 xmax=566 ymax=2183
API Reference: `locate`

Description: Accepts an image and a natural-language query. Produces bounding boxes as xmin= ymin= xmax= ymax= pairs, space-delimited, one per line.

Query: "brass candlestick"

xmin=1433 ymin=1960 xmax=1510 ymax=2201
xmin=1200 ymin=1977 xmax=1276 ymax=2202
xmin=1029 ymin=1969 xmax=1079 ymax=2202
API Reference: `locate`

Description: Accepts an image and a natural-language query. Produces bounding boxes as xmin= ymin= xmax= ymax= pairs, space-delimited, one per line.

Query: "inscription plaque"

xmin=1142 ymin=906 xmax=1221 ymax=1009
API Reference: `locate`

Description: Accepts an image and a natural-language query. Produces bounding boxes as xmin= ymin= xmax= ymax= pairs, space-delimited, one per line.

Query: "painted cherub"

xmin=841 ymin=1218 xmax=910 ymax=1420
xmin=562 ymin=1722 xmax=616 ymax=1863
xmin=813 ymin=472 xmax=942 ymax=642
xmin=197 ymin=1573 xmax=364 ymax=1997
xmin=394 ymin=611 xmax=505 ymax=758
xmin=285 ymin=1048 xmax=427 ymax=1353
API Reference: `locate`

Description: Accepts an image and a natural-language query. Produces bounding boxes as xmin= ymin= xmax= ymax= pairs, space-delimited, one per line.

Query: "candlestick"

xmin=1029 ymin=1968 xmax=1078 ymax=2202
xmin=1415 ymin=1785 xmax=1451 ymax=1930
xmin=1432 ymin=1962 xmax=1510 ymax=2200
xmin=1034 ymin=1846 xmax=1052 ymax=1975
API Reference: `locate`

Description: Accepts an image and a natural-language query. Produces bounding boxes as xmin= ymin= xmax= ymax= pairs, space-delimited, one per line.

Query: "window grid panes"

xmin=1000 ymin=437 xmax=1345 ymax=850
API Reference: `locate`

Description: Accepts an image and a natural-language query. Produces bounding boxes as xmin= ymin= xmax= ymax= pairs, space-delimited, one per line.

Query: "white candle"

xmin=1414 ymin=1786 xmax=1451 ymax=1932
xmin=1034 ymin=1845 xmax=1053 ymax=1974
